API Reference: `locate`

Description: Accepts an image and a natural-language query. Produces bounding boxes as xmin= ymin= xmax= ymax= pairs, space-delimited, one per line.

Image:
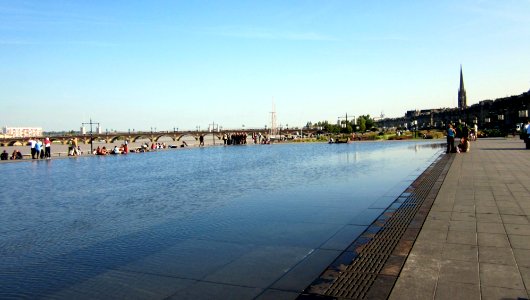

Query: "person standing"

xmin=72 ymin=137 xmax=79 ymax=156
xmin=447 ymin=124 xmax=456 ymax=153
xmin=199 ymin=134 xmax=204 ymax=147
xmin=29 ymin=138 xmax=36 ymax=159
xmin=44 ymin=137 xmax=51 ymax=159
xmin=37 ymin=139 xmax=44 ymax=158
xmin=34 ymin=139 xmax=42 ymax=159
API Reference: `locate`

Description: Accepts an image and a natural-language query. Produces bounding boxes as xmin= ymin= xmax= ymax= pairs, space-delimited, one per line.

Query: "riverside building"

xmin=2 ymin=126 xmax=43 ymax=138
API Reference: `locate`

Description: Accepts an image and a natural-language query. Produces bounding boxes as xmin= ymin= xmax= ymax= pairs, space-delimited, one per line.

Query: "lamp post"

xmin=209 ymin=122 xmax=218 ymax=145
xmin=82 ymin=118 xmax=99 ymax=154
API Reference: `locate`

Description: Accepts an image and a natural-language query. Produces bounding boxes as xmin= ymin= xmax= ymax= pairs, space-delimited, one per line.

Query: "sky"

xmin=1 ymin=0 xmax=529 ymax=132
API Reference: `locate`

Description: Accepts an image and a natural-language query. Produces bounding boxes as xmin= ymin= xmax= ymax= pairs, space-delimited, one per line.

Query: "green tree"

xmin=357 ymin=117 xmax=366 ymax=132
xmin=365 ymin=115 xmax=374 ymax=131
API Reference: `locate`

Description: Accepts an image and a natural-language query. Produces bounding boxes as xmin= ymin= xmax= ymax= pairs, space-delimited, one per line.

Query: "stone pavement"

xmin=390 ymin=138 xmax=530 ymax=300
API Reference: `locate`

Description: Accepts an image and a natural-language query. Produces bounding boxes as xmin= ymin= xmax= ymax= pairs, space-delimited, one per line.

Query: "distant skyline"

xmin=1 ymin=1 xmax=529 ymax=131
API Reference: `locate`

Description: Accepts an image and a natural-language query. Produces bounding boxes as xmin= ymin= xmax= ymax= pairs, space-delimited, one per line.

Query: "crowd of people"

xmin=1 ymin=132 xmax=275 ymax=162
xmin=222 ymin=132 xmax=248 ymax=145
xmin=94 ymin=144 xmax=128 ymax=155
xmin=446 ymin=121 xmax=474 ymax=153
xmin=220 ymin=132 xmax=271 ymax=145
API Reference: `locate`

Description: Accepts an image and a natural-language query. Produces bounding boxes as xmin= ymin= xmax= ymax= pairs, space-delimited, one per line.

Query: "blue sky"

xmin=1 ymin=0 xmax=529 ymax=131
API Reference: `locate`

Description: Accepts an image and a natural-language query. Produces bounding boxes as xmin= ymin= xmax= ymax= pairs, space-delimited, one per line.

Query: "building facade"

xmin=2 ymin=127 xmax=43 ymax=138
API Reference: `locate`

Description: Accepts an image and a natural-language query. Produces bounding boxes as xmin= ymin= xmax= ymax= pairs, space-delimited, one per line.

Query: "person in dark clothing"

xmin=0 ymin=150 xmax=8 ymax=160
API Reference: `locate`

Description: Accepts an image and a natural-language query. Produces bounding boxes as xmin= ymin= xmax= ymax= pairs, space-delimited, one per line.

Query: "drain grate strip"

xmin=298 ymin=152 xmax=454 ymax=300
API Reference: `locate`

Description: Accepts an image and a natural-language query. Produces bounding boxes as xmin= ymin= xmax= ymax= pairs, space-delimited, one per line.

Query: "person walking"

xmin=447 ymin=124 xmax=456 ymax=153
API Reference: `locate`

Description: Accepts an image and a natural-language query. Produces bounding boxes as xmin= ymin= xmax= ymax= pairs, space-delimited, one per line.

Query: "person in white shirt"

xmin=29 ymin=138 xmax=36 ymax=159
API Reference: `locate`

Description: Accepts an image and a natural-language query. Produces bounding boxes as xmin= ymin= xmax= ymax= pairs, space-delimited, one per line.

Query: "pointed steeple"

xmin=458 ymin=65 xmax=467 ymax=109
xmin=459 ymin=65 xmax=465 ymax=92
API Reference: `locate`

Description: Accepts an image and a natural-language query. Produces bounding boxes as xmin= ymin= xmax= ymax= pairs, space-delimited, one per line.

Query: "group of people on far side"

xmin=446 ymin=121 xmax=472 ymax=153
xmin=29 ymin=137 xmax=52 ymax=159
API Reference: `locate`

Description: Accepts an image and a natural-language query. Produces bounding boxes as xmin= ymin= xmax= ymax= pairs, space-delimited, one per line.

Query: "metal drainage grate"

xmin=299 ymin=153 xmax=454 ymax=300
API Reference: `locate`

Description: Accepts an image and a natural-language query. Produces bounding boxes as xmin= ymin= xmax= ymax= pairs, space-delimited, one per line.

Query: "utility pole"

xmin=82 ymin=118 xmax=99 ymax=154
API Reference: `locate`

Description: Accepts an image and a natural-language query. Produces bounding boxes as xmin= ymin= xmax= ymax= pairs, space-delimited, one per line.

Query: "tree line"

xmin=307 ymin=115 xmax=376 ymax=134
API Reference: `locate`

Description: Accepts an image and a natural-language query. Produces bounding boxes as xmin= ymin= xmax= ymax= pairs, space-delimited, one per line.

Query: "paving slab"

xmin=390 ymin=138 xmax=530 ymax=300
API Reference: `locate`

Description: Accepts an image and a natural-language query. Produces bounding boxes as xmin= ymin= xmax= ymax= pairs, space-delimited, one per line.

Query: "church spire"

xmin=458 ymin=65 xmax=467 ymax=110
xmin=459 ymin=65 xmax=465 ymax=91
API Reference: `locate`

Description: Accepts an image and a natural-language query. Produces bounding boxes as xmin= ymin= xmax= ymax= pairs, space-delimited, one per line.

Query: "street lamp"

xmin=82 ymin=118 xmax=99 ymax=154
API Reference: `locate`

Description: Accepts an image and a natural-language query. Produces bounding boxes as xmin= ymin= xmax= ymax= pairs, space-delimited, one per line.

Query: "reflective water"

xmin=0 ymin=141 xmax=443 ymax=299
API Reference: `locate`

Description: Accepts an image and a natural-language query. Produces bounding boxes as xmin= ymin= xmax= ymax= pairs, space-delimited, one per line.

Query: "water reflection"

xmin=0 ymin=141 xmax=442 ymax=298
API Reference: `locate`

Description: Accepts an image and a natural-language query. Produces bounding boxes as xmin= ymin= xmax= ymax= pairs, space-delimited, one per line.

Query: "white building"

xmin=2 ymin=127 xmax=43 ymax=138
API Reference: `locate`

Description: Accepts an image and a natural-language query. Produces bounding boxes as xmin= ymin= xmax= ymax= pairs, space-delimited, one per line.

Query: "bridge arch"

xmin=176 ymin=133 xmax=199 ymax=141
xmin=131 ymin=135 xmax=150 ymax=143
xmin=153 ymin=134 xmax=176 ymax=142
xmin=110 ymin=136 xmax=128 ymax=143
xmin=7 ymin=140 xmax=24 ymax=146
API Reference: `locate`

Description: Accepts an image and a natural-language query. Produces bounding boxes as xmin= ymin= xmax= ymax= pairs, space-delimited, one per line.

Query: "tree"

xmin=358 ymin=117 xmax=366 ymax=132
xmin=355 ymin=115 xmax=375 ymax=132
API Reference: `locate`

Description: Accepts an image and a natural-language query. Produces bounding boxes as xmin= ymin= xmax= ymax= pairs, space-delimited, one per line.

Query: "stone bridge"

xmin=0 ymin=129 xmax=318 ymax=147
